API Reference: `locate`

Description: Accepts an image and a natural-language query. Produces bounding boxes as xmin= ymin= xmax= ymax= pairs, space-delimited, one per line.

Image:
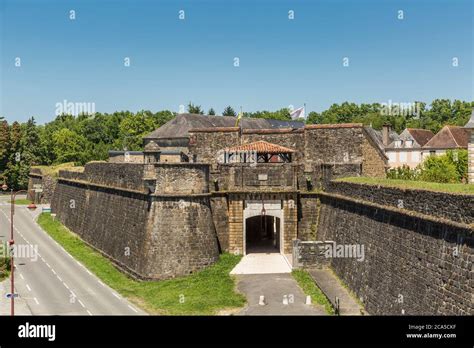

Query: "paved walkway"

xmin=0 ymin=278 xmax=32 ymax=315
xmin=236 ymin=273 xmax=326 ymax=315
xmin=230 ymin=253 xmax=292 ymax=275
xmin=309 ymin=269 xmax=365 ymax=315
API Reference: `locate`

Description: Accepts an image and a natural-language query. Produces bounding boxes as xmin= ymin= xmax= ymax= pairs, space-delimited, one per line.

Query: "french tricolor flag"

xmin=290 ymin=106 xmax=305 ymax=120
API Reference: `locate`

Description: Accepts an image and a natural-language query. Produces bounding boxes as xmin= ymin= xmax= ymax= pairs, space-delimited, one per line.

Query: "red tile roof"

xmin=242 ymin=128 xmax=303 ymax=134
xmin=406 ymin=128 xmax=434 ymax=146
xmin=223 ymin=141 xmax=295 ymax=154
xmin=423 ymin=126 xmax=469 ymax=149
xmin=189 ymin=127 xmax=240 ymax=133
xmin=305 ymin=123 xmax=364 ymax=129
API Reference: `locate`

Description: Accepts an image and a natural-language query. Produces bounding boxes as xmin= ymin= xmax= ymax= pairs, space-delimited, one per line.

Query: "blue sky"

xmin=0 ymin=0 xmax=472 ymax=123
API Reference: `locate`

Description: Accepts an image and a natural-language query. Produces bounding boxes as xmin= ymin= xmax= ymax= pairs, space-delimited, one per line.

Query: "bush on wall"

xmin=386 ymin=150 xmax=468 ymax=184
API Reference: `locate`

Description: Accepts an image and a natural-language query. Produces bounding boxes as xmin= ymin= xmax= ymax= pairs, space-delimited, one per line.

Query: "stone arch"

xmin=243 ymin=200 xmax=284 ymax=255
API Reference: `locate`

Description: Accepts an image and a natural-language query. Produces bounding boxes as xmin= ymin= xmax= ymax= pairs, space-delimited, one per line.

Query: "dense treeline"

xmin=0 ymin=99 xmax=472 ymax=190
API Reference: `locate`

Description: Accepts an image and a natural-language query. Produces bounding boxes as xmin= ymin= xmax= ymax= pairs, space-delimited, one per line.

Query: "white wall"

xmin=386 ymin=150 xmax=423 ymax=169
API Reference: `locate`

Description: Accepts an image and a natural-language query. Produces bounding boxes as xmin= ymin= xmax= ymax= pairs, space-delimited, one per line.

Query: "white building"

xmin=464 ymin=108 xmax=474 ymax=183
xmin=384 ymin=128 xmax=434 ymax=169
xmin=422 ymin=125 xmax=469 ymax=160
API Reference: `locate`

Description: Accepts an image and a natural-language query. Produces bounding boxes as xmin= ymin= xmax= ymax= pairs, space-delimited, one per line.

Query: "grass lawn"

xmin=335 ymin=177 xmax=474 ymax=194
xmin=37 ymin=213 xmax=246 ymax=315
xmin=33 ymin=162 xmax=78 ymax=178
xmin=9 ymin=199 xmax=33 ymax=205
xmin=292 ymin=269 xmax=334 ymax=314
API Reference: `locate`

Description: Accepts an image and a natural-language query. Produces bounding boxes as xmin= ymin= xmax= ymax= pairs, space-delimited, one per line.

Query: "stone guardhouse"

xmin=44 ymin=113 xmax=389 ymax=280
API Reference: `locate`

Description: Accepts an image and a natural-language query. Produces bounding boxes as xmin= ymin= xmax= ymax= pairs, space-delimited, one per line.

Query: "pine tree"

xmin=222 ymin=106 xmax=236 ymax=116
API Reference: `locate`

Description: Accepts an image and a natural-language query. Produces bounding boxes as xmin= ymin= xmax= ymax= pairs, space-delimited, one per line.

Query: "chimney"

xmin=382 ymin=124 xmax=391 ymax=147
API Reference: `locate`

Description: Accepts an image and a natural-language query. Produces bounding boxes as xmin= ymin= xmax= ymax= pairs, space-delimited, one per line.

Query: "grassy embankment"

xmin=9 ymin=199 xmax=32 ymax=205
xmin=335 ymin=177 xmax=474 ymax=194
xmin=33 ymin=162 xmax=78 ymax=177
xmin=0 ymin=242 xmax=10 ymax=281
xmin=37 ymin=213 xmax=246 ymax=315
xmin=292 ymin=269 xmax=334 ymax=314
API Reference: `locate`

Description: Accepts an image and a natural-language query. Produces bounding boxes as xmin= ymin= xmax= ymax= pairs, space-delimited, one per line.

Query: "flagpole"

xmin=240 ymin=106 xmax=243 ymax=144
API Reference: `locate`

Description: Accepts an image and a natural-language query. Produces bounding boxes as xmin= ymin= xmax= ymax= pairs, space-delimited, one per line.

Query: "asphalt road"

xmin=0 ymin=196 xmax=145 ymax=315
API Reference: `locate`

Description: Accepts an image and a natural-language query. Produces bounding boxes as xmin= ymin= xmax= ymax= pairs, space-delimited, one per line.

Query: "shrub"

xmin=445 ymin=150 xmax=468 ymax=182
xmin=0 ymin=242 xmax=11 ymax=280
xmin=419 ymin=155 xmax=459 ymax=183
xmin=387 ymin=165 xmax=419 ymax=180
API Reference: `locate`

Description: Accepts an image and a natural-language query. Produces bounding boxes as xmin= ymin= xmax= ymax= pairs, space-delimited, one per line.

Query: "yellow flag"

xmin=235 ymin=111 xmax=243 ymax=127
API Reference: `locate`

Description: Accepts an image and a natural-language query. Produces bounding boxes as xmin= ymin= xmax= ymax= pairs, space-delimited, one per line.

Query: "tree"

xmin=0 ymin=121 xmax=10 ymax=172
xmin=52 ymin=128 xmax=87 ymax=164
xmin=208 ymin=108 xmax=216 ymax=115
xmin=222 ymin=106 xmax=236 ymax=116
xmin=446 ymin=149 xmax=468 ymax=182
xmin=244 ymin=108 xmax=291 ymax=121
xmin=419 ymin=155 xmax=458 ymax=183
xmin=187 ymin=102 xmax=204 ymax=114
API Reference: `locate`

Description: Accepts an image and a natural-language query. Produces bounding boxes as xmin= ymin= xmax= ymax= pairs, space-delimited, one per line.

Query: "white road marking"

xmin=19 ymin=273 xmax=24 ymax=280
xmin=112 ymin=292 xmax=120 ymax=299
xmin=0 ymin=207 xmax=143 ymax=316
xmin=128 ymin=305 xmax=138 ymax=313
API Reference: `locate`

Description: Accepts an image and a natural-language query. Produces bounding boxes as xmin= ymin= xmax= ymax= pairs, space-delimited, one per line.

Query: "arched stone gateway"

xmin=244 ymin=200 xmax=283 ymax=254
xmin=226 ymin=195 xmax=297 ymax=256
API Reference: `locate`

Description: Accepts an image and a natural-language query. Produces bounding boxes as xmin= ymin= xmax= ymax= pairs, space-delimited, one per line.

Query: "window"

xmin=388 ymin=152 xmax=396 ymax=163
xmin=399 ymin=152 xmax=407 ymax=162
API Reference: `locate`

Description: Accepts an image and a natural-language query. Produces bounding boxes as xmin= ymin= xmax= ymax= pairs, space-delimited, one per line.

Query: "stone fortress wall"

xmin=296 ymin=182 xmax=473 ymax=315
xmin=27 ymin=168 xmax=57 ymax=204
xmin=50 ymin=162 xmax=219 ymax=280
xmin=28 ymin=120 xmax=472 ymax=314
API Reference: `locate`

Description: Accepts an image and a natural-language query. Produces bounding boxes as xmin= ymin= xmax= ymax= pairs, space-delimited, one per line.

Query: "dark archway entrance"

xmin=245 ymin=215 xmax=280 ymax=253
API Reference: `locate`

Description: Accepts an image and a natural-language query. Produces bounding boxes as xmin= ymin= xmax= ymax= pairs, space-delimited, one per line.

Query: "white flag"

xmin=290 ymin=106 xmax=305 ymax=120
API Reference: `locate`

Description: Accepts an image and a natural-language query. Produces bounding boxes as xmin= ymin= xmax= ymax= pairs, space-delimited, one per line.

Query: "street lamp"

xmin=3 ymin=184 xmax=37 ymax=316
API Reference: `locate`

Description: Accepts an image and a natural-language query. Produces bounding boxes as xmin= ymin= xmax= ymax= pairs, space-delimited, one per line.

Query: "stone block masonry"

xmin=328 ymin=181 xmax=474 ymax=224
xmin=469 ymin=131 xmax=474 ymax=183
xmin=297 ymin=184 xmax=473 ymax=315
xmin=51 ymin=162 xmax=219 ymax=280
xmin=27 ymin=168 xmax=58 ymax=204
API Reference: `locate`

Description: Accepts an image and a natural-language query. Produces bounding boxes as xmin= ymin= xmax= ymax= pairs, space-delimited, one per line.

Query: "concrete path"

xmin=0 ymin=278 xmax=32 ymax=315
xmin=230 ymin=253 xmax=292 ymax=275
xmin=0 ymin=197 xmax=146 ymax=315
xmin=236 ymin=273 xmax=326 ymax=315
xmin=309 ymin=269 xmax=365 ymax=315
